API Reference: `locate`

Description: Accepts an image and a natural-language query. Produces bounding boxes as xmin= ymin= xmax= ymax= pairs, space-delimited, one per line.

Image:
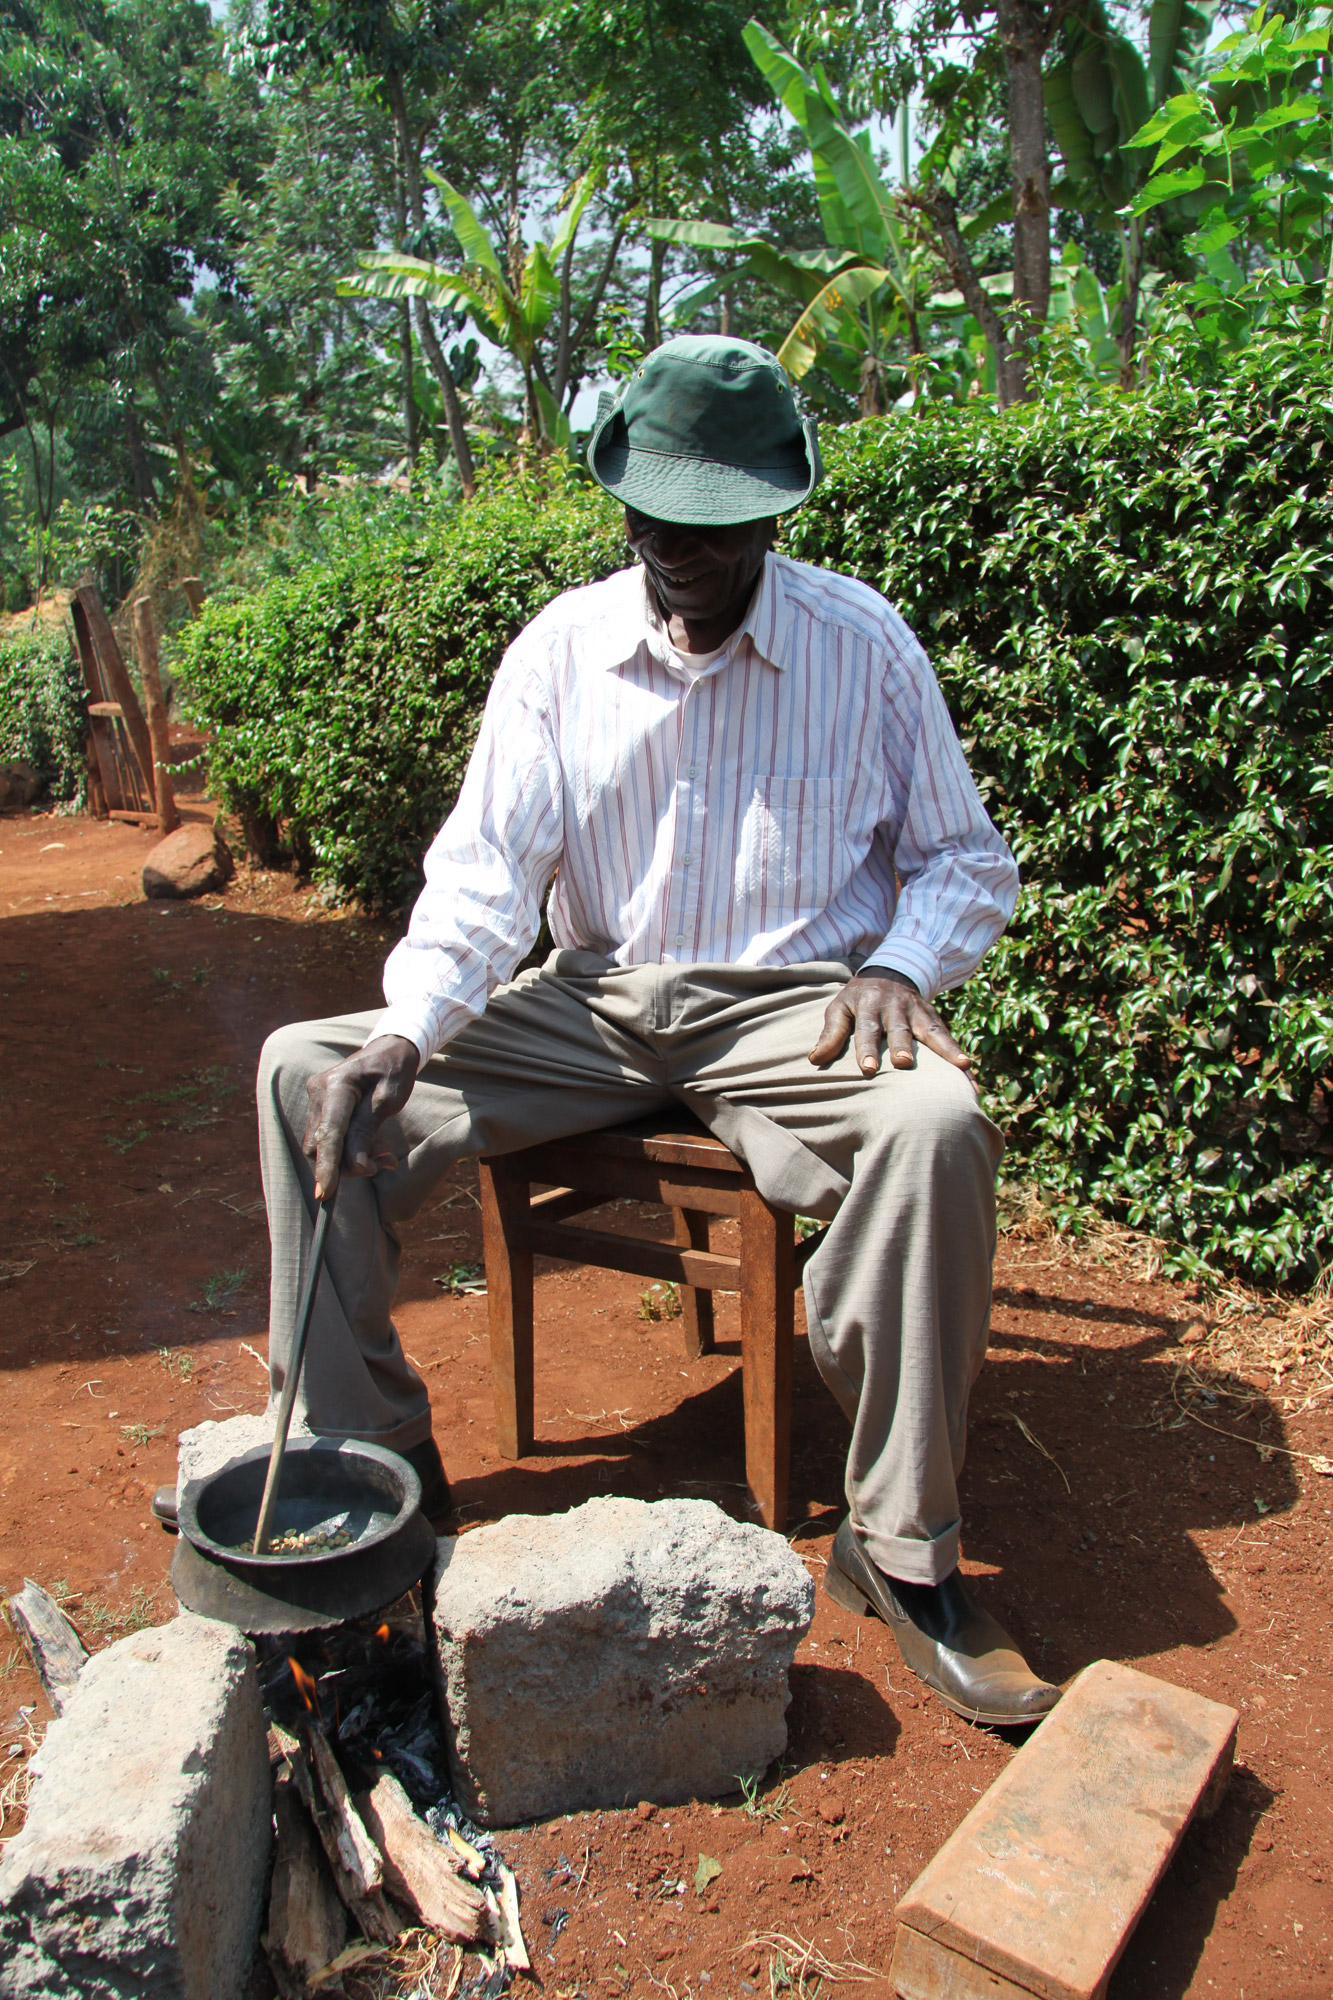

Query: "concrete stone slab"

xmin=430 ymin=1495 xmax=814 ymax=1826
xmin=177 ymin=1412 xmax=309 ymax=1505
xmin=891 ymin=1658 xmax=1239 ymax=2000
xmin=0 ymin=1614 xmax=272 ymax=1999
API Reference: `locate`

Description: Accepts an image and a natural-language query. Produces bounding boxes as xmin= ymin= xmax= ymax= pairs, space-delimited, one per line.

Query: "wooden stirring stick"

xmin=252 ymin=1190 xmax=336 ymax=1556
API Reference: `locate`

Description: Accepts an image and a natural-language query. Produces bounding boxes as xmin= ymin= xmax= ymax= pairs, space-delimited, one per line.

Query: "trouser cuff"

xmin=856 ymin=1515 xmax=960 ymax=1587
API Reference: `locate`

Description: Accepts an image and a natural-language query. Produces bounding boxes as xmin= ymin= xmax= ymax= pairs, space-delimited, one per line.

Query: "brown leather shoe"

xmin=825 ymin=1517 xmax=1061 ymax=1726
xmin=151 ymin=1485 xmax=179 ymax=1532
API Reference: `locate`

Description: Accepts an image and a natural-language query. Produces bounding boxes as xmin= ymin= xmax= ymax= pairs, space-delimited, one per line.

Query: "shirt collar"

xmin=637 ymin=551 xmax=792 ymax=677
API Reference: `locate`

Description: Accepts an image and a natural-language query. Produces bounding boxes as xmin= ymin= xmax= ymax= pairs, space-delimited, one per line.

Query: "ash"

xmin=255 ymin=1594 xmax=494 ymax=1858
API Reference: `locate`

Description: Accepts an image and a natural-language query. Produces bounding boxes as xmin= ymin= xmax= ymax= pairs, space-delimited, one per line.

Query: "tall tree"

xmin=0 ymin=0 xmax=259 ymax=541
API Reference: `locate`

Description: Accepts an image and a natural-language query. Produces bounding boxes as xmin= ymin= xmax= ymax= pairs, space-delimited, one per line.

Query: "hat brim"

xmin=588 ymin=423 xmax=820 ymax=526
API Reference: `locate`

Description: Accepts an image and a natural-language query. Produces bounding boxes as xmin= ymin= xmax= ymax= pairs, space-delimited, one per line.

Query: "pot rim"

xmin=178 ymin=1436 xmax=422 ymax=1571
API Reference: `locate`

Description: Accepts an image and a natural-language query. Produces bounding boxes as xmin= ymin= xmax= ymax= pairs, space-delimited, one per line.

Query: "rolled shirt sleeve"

xmin=369 ymin=642 xmax=563 ymax=1065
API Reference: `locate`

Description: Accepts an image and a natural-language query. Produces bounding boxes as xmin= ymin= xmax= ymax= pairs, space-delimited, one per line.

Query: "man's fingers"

xmin=911 ymin=1012 xmax=972 ymax=1069
xmin=307 ymin=1075 xmax=362 ymax=1198
xmin=808 ymin=996 xmax=855 ymax=1068
xmin=853 ymin=996 xmax=885 ymax=1074
xmin=885 ymin=991 xmax=917 ymax=1070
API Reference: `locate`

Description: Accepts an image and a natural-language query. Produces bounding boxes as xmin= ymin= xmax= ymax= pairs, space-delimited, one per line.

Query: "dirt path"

xmin=1 ymin=808 xmax=1329 ymax=1999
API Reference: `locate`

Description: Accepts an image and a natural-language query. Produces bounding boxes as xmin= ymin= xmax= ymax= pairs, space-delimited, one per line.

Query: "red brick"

xmin=891 ymin=1659 xmax=1238 ymax=2000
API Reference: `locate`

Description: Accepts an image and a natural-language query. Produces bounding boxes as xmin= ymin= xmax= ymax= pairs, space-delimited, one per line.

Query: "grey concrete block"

xmin=177 ymin=1412 xmax=309 ymax=1505
xmin=0 ymin=1614 xmax=272 ymax=1998
xmin=430 ymin=1496 xmax=814 ymax=1826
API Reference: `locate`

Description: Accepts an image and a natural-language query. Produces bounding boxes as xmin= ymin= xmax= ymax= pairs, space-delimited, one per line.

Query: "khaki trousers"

xmin=257 ymin=953 xmax=1002 ymax=1584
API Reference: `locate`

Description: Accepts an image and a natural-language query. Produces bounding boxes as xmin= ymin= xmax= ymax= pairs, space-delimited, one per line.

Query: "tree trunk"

xmin=644 ymin=238 xmax=667 ymax=352
xmin=387 ymin=67 xmax=476 ymax=496
xmin=124 ymin=408 xmax=157 ymax=512
xmin=915 ymin=188 xmax=1025 ymax=407
xmin=1117 ymin=217 xmax=1143 ymax=385
xmin=400 ymin=303 xmax=418 ymax=463
xmin=998 ymin=0 xmax=1054 ymax=399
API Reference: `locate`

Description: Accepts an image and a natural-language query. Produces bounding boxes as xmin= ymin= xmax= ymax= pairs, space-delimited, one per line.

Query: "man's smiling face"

xmin=625 ymin=507 xmax=775 ymax=631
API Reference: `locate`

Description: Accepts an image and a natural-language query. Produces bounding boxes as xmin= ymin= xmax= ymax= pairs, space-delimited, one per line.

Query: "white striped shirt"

xmin=374 ymin=552 xmax=1018 ymax=1064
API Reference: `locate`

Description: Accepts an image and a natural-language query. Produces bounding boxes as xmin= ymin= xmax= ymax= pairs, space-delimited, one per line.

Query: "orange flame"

xmin=287 ymin=1657 xmax=319 ymax=1713
xmin=375 ymin=1624 xmax=390 ymax=1643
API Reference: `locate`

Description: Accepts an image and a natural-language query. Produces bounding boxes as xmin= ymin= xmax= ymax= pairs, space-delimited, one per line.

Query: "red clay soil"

xmin=1 ymin=804 xmax=1330 ymax=2000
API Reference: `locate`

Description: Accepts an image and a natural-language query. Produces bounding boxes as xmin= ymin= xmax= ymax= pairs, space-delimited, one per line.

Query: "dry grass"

xmin=335 ymin=1935 xmax=464 ymax=2000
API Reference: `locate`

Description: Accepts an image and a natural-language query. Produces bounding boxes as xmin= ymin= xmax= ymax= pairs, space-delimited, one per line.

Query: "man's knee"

xmin=258 ymin=1018 xmax=336 ymax=1123
xmin=865 ymin=1053 xmax=1001 ymax=1178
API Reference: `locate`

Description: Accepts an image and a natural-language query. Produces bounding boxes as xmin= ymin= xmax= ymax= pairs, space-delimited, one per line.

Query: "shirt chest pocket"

xmin=734 ymin=775 xmax=834 ymax=925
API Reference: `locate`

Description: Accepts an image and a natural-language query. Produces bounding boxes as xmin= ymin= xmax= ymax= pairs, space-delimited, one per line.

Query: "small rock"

xmin=635 ymin=1801 xmax=657 ymax=1821
xmin=142 ymin=822 xmax=234 ymax=900
xmin=817 ymin=1796 xmax=846 ymax=1825
xmin=0 ymin=762 xmax=40 ymax=813
xmin=1178 ymin=1319 xmax=1211 ymax=1346
xmin=0 ymin=1614 xmax=271 ymax=1998
xmin=430 ymin=1496 xmax=814 ymax=1827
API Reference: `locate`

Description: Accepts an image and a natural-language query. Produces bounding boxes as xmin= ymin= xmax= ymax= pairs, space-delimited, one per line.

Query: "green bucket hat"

xmin=587 ymin=334 xmax=822 ymax=526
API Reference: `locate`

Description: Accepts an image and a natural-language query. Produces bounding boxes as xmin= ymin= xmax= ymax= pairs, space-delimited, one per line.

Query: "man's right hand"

xmin=303 ymin=1035 xmax=420 ymax=1199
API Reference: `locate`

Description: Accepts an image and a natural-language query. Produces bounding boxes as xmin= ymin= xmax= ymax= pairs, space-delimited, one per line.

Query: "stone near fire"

xmin=0 ymin=1614 xmax=271 ymax=1999
xmin=142 ymin=820 xmax=234 ymax=899
xmin=176 ymin=1411 xmax=310 ymax=1508
xmin=430 ymin=1496 xmax=814 ymax=1826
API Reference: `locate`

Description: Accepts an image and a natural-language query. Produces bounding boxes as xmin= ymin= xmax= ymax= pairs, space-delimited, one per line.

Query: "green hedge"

xmin=0 ymin=631 xmax=87 ymax=803
xmin=181 ymin=332 xmax=1333 ymax=1283
xmin=178 ymin=472 xmax=625 ymax=912
xmin=788 ymin=322 xmax=1333 ymax=1285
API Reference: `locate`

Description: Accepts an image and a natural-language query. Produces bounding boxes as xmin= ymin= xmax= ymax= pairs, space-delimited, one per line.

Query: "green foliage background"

xmin=181 ymin=328 xmax=1333 ymax=1283
xmin=0 ymin=634 xmax=87 ymax=803
xmin=178 ymin=472 xmax=625 ymax=911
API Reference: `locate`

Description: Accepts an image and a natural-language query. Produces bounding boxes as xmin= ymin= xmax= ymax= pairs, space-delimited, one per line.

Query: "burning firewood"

xmin=274 ymin=1721 xmax=402 ymax=1946
xmin=355 ymin=1772 xmax=492 ymax=1944
xmin=264 ymin=1770 xmax=348 ymax=2000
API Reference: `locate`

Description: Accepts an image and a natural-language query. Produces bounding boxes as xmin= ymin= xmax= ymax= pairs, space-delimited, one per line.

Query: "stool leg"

xmin=674 ymin=1208 xmax=715 ymax=1358
xmin=478 ymin=1159 xmax=534 ymax=1459
xmin=738 ymin=1190 xmax=794 ymax=1532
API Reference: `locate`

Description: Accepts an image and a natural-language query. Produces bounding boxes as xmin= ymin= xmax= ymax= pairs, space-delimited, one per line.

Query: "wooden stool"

xmin=477 ymin=1115 xmax=829 ymax=1530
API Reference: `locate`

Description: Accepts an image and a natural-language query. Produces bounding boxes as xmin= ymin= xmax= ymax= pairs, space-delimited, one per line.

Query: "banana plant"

xmin=647 ymin=21 xmax=935 ymax=413
xmin=1125 ymin=0 xmax=1333 ymax=295
xmin=1043 ymin=0 xmax=1219 ymax=376
xmin=340 ymin=173 xmax=593 ymax=447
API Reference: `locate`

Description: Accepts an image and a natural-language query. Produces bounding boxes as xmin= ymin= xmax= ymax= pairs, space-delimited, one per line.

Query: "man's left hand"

xmin=808 ymin=969 xmax=972 ymax=1075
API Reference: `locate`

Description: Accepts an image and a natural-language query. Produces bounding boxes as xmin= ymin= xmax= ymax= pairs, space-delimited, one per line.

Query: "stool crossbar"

xmin=477 ymin=1115 xmax=828 ymax=1530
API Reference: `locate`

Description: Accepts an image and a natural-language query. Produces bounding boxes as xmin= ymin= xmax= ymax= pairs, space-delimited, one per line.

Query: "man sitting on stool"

xmin=255 ymin=336 xmax=1058 ymax=1726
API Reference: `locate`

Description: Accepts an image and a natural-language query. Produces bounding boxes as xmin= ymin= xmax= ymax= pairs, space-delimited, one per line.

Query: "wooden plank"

xmin=675 ymin=1208 xmax=715 ymax=1357
xmin=518 ymin=1217 xmax=740 ymax=1291
xmin=479 ymin=1161 xmax=534 ymax=1459
xmin=74 ymin=584 xmax=155 ymax=803
xmin=72 ymin=599 xmax=128 ymax=811
xmin=180 ymin=575 xmax=206 ymax=617
xmin=552 ymin=1119 xmax=743 ymax=1174
xmin=133 ymin=596 xmax=180 ymax=834
xmin=505 ymin=1144 xmax=744 ymax=1215
xmin=739 ymin=1188 xmax=793 ymax=1531
xmin=891 ymin=1925 xmax=1032 ymax=2000
xmin=527 ymin=1185 xmax=602 ymax=1224
xmin=893 ymin=1660 xmax=1239 ymax=2000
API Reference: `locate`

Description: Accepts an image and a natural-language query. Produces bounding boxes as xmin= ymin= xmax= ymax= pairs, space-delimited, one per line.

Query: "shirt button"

xmin=687 ymin=766 xmax=698 ymax=778
xmin=681 ymin=854 xmax=693 ymax=866
xmin=675 ymin=934 xmax=685 ymax=946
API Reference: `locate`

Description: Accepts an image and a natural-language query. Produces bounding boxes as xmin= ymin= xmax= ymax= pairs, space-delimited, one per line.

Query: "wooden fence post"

xmin=132 ymin=597 xmax=180 ymax=835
